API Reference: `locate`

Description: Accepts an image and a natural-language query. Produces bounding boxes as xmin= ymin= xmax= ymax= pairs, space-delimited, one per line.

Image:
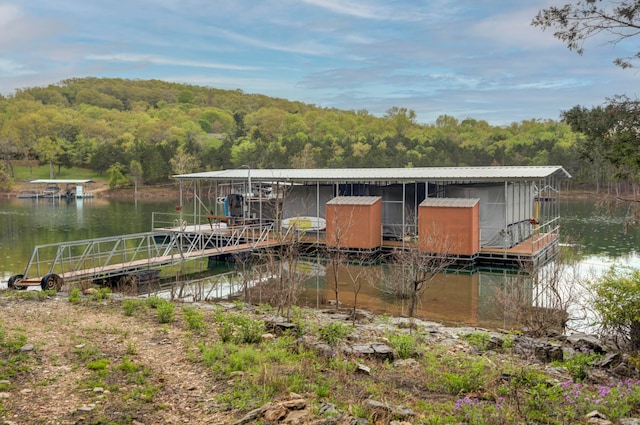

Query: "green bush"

xmin=156 ymin=301 xmax=175 ymax=323
xmin=92 ymin=287 xmax=112 ymax=302
xmin=145 ymin=295 xmax=165 ymax=309
xmin=68 ymin=288 xmax=81 ymax=304
xmin=122 ymin=299 xmax=145 ymax=316
xmin=183 ymin=306 xmax=206 ymax=332
xmin=318 ymin=322 xmax=351 ymax=346
xmin=388 ymin=333 xmax=416 ymax=359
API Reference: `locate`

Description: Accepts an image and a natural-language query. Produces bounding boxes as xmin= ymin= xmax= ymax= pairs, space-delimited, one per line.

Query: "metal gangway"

xmin=8 ymin=220 xmax=281 ymax=291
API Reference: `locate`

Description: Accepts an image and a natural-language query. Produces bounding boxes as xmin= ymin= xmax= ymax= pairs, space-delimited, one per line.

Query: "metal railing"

xmin=20 ymin=215 xmax=282 ymax=283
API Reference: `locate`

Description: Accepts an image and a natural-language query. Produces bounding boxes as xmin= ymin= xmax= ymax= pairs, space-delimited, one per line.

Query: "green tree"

xmin=591 ymin=266 xmax=640 ymax=352
xmin=533 ymin=0 xmax=640 ymax=69
xmin=107 ymin=162 xmax=128 ymax=188
xmin=129 ymin=160 xmax=143 ymax=195
xmin=169 ymin=145 xmax=201 ymax=175
xmin=562 ymin=101 xmax=640 ymax=184
xmin=34 ymin=136 xmax=63 ymax=178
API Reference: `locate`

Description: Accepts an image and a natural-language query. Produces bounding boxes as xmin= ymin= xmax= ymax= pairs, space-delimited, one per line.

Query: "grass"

xmin=11 ymin=163 xmax=101 ymax=182
xmin=3 ymin=292 xmax=640 ymax=424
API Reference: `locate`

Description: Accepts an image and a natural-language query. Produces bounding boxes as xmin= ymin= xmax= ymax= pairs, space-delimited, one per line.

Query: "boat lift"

xmin=7 ymin=216 xmax=280 ymax=291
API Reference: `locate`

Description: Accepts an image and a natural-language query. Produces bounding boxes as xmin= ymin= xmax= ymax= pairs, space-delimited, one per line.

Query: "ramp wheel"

xmin=41 ymin=274 xmax=64 ymax=291
xmin=7 ymin=274 xmax=24 ymax=290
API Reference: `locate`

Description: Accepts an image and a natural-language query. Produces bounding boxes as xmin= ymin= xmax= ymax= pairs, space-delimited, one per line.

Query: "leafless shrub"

xmin=491 ymin=244 xmax=587 ymax=336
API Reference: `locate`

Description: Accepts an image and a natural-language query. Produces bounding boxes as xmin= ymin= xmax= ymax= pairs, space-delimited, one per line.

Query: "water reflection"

xmin=1 ymin=196 xmax=640 ymax=331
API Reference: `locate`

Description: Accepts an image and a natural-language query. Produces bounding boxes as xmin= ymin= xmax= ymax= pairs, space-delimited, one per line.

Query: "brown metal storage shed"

xmin=326 ymin=196 xmax=382 ymax=249
xmin=418 ymin=198 xmax=480 ymax=257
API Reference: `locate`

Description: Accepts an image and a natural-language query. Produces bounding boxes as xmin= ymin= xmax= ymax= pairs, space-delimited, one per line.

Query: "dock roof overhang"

xmin=30 ymin=179 xmax=95 ymax=184
xmin=173 ymin=166 xmax=571 ymax=185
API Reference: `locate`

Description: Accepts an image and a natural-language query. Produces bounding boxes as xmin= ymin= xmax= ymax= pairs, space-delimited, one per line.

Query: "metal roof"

xmin=327 ymin=196 xmax=382 ymax=205
xmin=30 ymin=179 xmax=95 ymax=184
xmin=173 ymin=166 xmax=570 ymax=183
xmin=420 ymin=198 xmax=480 ymax=208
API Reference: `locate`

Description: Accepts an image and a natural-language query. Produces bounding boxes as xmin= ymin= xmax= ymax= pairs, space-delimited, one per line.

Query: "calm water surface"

xmin=1 ymin=195 xmax=638 ymax=328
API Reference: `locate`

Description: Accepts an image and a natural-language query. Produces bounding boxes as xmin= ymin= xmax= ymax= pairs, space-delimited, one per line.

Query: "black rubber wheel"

xmin=41 ymin=273 xmax=64 ymax=291
xmin=7 ymin=274 xmax=24 ymax=290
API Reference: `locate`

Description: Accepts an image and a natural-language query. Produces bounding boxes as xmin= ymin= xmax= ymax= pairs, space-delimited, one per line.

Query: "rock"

xmin=265 ymin=320 xmax=300 ymax=335
xmin=19 ymin=344 xmax=34 ymax=352
xmin=566 ymin=334 xmax=608 ymax=354
xmin=318 ymin=401 xmax=339 ymax=417
xmin=232 ymin=407 xmax=263 ymax=425
xmin=596 ymin=352 xmax=622 ymax=369
xmin=0 ymin=379 xmax=10 ymax=385
xmin=78 ymin=403 xmax=96 ymax=412
xmin=365 ymin=399 xmax=414 ymax=419
xmin=262 ymin=333 xmax=275 ymax=341
xmin=487 ymin=335 xmax=504 ymax=351
xmin=393 ymin=358 xmax=419 ymax=368
xmin=263 ymin=403 xmax=288 ymax=422
xmin=390 ymin=421 xmax=413 ymax=425
xmin=281 ymin=399 xmax=306 ymax=410
xmin=371 ymin=343 xmax=394 ymax=361
xmin=356 ymin=363 xmax=371 ymax=374
xmin=19 ymin=389 xmax=32 ymax=394
xmin=619 ymin=419 xmax=640 ymax=425
xmin=283 ymin=408 xmax=312 ymax=424
xmin=513 ymin=336 xmax=563 ymax=363
xmin=612 ymin=362 xmax=636 ymax=378
xmin=586 ymin=410 xmax=612 ymax=425
xmin=93 ymin=387 xmax=104 ymax=393
xmin=0 ymin=392 xmax=10 ymax=399
xmin=350 ymin=345 xmax=374 ymax=355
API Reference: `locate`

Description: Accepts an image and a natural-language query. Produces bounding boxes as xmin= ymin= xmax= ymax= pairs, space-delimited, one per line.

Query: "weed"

xmin=126 ymin=340 xmax=138 ymax=355
xmin=68 ymin=288 xmax=81 ymax=304
xmin=127 ymin=384 xmax=160 ymax=403
xmin=388 ymin=332 xmax=416 ymax=359
xmin=91 ymin=287 xmax=112 ymax=302
xmin=0 ymin=325 xmax=31 ymax=381
xmin=87 ymin=359 xmax=110 ymax=371
xmin=237 ymin=317 xmax=264 ymax=344
xmin=552 ymin=349 xmax=603 ymax=382
xmin=462 ymin=331 xmax=491 ymax=352
xmin=183 ymin=306 xmax=206 ymax=332
xmin=74 ymin=344 xmax=103 ymax=362
xmin=318 ymin=322 xmax=351 ymax=346
xmin=145 ymin=295 xmax=165 ymax=309
xmin=122 ymin=299 xmax=145 ymax=316
xmin=217 ymin=321 xmax=234 ymax=343
xmin=156 ymin=300 xmax=176 ymax=323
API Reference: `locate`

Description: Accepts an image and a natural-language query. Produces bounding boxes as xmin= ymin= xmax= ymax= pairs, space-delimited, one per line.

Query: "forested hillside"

xmin=0 ymin=77 xmax=610 ymax=189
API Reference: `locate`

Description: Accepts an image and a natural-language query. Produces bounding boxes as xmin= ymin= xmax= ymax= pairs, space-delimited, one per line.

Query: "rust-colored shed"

xmin=326 ymin=196 xmax=382 ymax=249
xmin=418 ymin=198 xmax=480 ymax=256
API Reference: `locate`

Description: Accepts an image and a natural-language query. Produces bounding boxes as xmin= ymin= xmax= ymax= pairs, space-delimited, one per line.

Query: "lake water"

xmin=1 ymin=195 xmax=638 ymax=329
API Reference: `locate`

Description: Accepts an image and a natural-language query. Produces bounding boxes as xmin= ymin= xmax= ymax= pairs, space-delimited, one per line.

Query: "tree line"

xmin=0 ymin=77 xmax=633 ymax=192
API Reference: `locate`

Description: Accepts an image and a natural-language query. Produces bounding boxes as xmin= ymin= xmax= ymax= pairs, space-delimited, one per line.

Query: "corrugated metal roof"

xmin=327 ymin=196 xmax=381 ymax=205
xmin=173 ymin=166 xmax=571 ymax=182
xmin=419 ymin=198 xmax=480 ymax=208
xmin=30 ymin=179 xmax=95 ymax=184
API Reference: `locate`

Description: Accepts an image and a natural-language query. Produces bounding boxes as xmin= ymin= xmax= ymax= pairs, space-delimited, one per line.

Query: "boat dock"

xmin=7 ymin=217 xmax=283 ymax=291
xmin=17 ymin=179 xmax=95 ymax=199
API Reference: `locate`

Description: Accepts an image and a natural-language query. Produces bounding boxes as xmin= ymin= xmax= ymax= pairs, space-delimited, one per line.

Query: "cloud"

xmin=0 ymin=59 xmax=36 ymax=77
xmin=86 ymin=54 xmax=262 ymax=71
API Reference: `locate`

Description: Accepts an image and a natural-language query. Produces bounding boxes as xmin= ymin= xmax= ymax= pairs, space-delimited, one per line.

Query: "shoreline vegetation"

xmin=1 ymin=290 xmax=639 ymax=424
xmin=2 ymin=176 xmax=636 ymax=201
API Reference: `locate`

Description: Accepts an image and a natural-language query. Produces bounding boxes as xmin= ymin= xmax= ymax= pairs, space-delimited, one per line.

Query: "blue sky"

xmin=1 ymin=0 xmax=637 ymax=125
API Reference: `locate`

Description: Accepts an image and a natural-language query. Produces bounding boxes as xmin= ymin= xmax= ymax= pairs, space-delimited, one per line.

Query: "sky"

xmin=0 ymin=0 xmax=637 ymax=126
